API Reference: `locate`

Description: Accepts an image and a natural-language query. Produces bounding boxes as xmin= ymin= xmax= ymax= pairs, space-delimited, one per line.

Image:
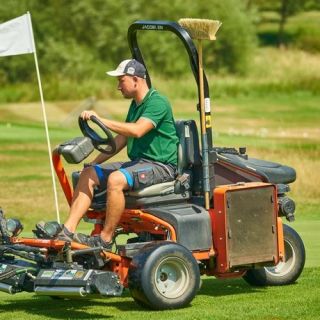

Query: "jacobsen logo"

xmin=142 ymin=25 xmax=164 ymax=30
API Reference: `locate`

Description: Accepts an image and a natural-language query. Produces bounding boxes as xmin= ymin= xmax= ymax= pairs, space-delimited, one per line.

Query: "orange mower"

xmin=0 ymin=20 xmax=305 ymax=310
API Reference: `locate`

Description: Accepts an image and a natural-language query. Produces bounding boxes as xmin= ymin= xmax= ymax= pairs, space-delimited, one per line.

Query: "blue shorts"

xmin=93 ymin=159 xmax=176 ymax=191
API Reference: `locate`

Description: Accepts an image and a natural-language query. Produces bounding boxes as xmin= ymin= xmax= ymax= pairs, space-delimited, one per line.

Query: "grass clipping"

xmin=178 ymin=18 xmax=222 ymax=40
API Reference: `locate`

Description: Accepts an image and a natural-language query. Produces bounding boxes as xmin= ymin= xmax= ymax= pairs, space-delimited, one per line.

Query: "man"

xmin=58 ymin=59 xmax=179 ymax=249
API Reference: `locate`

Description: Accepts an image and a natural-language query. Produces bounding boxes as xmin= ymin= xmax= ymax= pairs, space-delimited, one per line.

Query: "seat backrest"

xmin=175 ymin=120 xmax=201 ymax=175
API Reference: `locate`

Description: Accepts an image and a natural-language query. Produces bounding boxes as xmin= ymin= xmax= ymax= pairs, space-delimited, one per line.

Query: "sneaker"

xmin=73 ymin=232 xmax=91 ymax=243
xmin=75 ymin=234 xmax=113 ymax=251
xmin=34 ymin=221 xmax=64 ymax=240
xmin=55 ymin=226 xmax=74 ymax=242
xmin=55 ymin=227 xmax=90 ymax=243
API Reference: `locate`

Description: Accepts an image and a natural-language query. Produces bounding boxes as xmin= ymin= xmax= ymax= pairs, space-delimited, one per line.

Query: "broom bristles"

xmin=178 ymin=18 xmax=222 ymax=40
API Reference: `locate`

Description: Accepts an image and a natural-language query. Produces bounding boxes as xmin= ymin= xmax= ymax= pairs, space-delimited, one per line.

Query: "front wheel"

xmin=128 ymin=242 xmax=200 ymax=310
xmin=243 ymin=224 xmax=305 ymax=286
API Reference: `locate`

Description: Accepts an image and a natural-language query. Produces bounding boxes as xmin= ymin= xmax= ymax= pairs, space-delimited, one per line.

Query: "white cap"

xmin=106 ymin=59 xmax=146 ymax=78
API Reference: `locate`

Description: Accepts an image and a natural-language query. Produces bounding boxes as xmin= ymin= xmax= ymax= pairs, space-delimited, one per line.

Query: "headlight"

xmin=278 ymin=196 xmax=296 ymax=222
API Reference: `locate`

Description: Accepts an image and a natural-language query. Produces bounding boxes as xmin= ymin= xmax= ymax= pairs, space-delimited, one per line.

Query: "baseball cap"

xmin=106 ymin=59 xmax=146 ymax=79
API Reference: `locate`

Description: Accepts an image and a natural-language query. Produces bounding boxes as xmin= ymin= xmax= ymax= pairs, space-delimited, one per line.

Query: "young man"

xmin=58 ymin=59 xmax=179 ymax=249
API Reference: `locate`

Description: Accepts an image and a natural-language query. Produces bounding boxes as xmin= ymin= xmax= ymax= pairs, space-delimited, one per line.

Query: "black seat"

xmin=217 ymin=152 xmax=296 ymax=184
xmin=72 ymin=120 xmax=202 ymax=209
xmin=124 ymin=119 xmax=201 ymax=208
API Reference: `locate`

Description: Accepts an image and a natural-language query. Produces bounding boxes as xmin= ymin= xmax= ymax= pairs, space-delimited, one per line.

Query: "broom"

xmin=179 ymin=18 xmax=221 ymax=210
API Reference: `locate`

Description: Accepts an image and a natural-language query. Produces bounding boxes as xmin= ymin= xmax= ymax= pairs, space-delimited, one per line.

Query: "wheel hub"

xmin=155 ymin=257 xmax=190 ymax=299
xmin=265 ymin=239 xmax=295 ymax=276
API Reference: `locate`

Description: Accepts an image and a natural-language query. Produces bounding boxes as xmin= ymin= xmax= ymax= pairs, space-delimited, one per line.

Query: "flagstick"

xmin=27 ymin=13 xmax=60 ymax=223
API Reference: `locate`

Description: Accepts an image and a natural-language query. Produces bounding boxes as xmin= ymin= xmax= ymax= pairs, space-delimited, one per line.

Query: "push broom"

xmin=178 ymin=18 xmax=221 ymax=210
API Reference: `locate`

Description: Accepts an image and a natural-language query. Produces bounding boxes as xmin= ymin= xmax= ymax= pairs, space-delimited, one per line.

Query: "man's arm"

xmin=81 ymin=110 xmax=154 ymax=138
xmin=90 ymin=134 xmax=127 ymax=165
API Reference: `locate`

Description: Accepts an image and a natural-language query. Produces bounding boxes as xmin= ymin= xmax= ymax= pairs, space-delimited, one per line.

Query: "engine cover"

xmin=211 ymin=182 xmax=279 ymax=273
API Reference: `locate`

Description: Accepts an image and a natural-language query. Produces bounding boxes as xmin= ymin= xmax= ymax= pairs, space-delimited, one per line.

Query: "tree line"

xmin=0 ymin=0 xmax=318 ymax=86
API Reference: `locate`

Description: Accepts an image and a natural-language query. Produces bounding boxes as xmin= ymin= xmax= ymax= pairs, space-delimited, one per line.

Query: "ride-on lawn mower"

xmin=0 ymin=20 xmax=305 ymax=310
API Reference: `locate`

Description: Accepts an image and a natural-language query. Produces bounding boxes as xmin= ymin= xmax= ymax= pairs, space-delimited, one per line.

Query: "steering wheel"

xmin=78 ymin=115 xmax=116 ymax=154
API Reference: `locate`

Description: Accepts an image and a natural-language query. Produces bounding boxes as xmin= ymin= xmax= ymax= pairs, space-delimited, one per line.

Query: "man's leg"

xmin=64 ymin=167 xmax=99 ymax=233
xmin=100 ymin=170 xmax=128 ymax=243
xmin=75 ymin=160 xmax=175 ymax=247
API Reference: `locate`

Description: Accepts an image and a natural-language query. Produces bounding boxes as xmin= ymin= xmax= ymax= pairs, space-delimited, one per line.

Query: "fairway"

xmin=0 ymin=268 xmax=319 ymax=320
xmin=0 ymin=94 xmax=319 ymax=318
xmin=1 ymin=2 xmax=320 ymax=318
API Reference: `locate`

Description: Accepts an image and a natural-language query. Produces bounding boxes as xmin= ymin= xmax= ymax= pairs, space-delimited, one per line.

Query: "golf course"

xmin=0 ymin=72 xmax=319 ymax=318
xmin=1 ymin=1 xmax=320 ymax=319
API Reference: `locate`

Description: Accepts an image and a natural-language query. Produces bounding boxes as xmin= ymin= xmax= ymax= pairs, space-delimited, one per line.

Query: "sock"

xmin=99 ymin=236 xmax=111 ymax=247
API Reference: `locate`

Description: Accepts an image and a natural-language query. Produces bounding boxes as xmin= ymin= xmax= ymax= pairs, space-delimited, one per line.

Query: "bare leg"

xmin=100 ymin=171 xmax=128 ymax=243
xmin=64 ymin=167 xmax=99 ymax=233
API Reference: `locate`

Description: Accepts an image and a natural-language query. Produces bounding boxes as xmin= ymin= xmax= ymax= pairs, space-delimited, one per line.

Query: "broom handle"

xmin=198 ymin=40 xmax=210 ymax=210
xmin=198 ymin=41 xmax=206 ymax=135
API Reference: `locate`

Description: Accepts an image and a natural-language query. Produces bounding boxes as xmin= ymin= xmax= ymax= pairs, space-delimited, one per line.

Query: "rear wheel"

xmin=243 ymin=224 xmax=305 ymax=286
xmin=128 ymin=242 xmax=200 ymax=310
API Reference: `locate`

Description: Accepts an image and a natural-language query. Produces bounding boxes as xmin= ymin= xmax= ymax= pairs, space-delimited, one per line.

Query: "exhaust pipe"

xmin=35 ymin=286 xmax=87 ymax=297
xmin=0 ymin=283 xmax=14 ymax=294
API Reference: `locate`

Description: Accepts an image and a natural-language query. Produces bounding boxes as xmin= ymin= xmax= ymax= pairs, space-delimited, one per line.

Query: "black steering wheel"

xmin=78 ymin=115 xmax=116 ymax=154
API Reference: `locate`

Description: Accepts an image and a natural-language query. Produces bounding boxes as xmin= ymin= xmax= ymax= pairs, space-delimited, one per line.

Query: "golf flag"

xmin=0 ymin=13 xmax=35 ymax=57
xmin=0 ymin=12 xmax=60 ymax=222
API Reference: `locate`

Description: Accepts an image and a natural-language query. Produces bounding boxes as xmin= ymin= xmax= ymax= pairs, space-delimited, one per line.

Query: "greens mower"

xmin=0 ymin=20 xmax=305 ymax=310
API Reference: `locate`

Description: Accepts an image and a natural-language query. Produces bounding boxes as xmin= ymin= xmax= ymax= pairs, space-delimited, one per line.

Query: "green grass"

xmin=0 ymin=91 xmax=319 ymax=222
xmin=1 ymin=45 xmax=320 ymax=103
xmin=0 ymin=268 xmax=319 ymax=320
xmin=294 ymin=220 xmax=320 ymax=268
xmin=0 ymin=86 xmax=319 ymax=318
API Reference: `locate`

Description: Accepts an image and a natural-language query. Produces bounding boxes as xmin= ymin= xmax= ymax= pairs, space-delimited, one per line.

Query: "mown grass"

xmin=0 ymin=44 xmax=319 ymax=318
xmin=0 ymin=91 xmax=319 ymax=267
xmin=0 ymin=267 xmax=319 ymax=320
xmin=0 ymin=97 xmax=319 ymax=318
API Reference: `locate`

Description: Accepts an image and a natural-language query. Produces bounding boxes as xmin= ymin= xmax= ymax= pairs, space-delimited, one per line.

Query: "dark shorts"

xmin=93 ymin=159 xmax=177 ymax=191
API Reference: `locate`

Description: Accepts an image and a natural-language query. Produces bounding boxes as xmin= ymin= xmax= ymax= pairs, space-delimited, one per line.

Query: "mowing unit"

xmin=0 ymin=20 xmax=305 ymax=310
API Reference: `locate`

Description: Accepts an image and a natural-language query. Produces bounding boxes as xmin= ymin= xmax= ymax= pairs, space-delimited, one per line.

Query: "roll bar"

xmin=127 ymin=20 xmax=213 ymax=151
xmin=127 ymin=20 xmax=210 ymax=100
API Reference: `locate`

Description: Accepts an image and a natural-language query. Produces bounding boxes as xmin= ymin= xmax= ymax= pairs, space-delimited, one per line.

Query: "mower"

xmin=0 ymin=20 xmax=305 ymax=310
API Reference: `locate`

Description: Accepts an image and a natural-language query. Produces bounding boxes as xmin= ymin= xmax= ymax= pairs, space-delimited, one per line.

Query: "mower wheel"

xmin=128 ymin=242 xmax=200 ymax=310
xmin=243 ymin=224 xmax=305 ymax=286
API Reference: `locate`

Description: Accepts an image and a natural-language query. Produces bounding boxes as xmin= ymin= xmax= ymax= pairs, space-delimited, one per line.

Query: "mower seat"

xmin=72 ymin=120 xmax=201 ymax=209
xmin=217 ymin=152 xmax=296 ymax=184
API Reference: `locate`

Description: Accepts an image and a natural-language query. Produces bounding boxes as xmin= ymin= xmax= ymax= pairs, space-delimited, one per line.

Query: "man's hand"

xmin=80 ymin=110 xmax=153 ymax=138
xmin=80 ymin=110 xmax=99 ymax=120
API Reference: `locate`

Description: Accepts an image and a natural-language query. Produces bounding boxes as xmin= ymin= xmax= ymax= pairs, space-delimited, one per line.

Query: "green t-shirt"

xmin=125 ymin=88 xmax=178 ymax=166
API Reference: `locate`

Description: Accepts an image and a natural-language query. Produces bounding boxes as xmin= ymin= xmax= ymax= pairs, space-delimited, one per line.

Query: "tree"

xmin=277 ymin=0 xmax=306 ymax=47
xmin=0 ymin=0 xmax=257 ymax=91
xmin=249 ymin=0 xmax=308 ymax=47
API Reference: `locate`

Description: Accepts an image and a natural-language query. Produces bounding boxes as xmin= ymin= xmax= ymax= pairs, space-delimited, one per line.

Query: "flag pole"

xmin=26 ymin=12 xmax=60 ymax=223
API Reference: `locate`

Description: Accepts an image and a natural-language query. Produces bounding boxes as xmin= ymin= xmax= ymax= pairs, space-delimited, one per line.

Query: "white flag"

xmin=0 ymin=13 xmax=35 ymax=57
xmin=0 ymin=12 xmax=60 ymax=221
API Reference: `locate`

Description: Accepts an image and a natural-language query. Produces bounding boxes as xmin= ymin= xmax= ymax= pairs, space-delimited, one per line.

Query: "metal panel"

xmin=226 ymin=186 xmax=278 ymax=268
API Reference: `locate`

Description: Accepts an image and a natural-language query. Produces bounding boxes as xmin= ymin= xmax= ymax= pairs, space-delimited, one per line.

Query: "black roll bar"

xmin=128 ymin=20 xmax=213 ymax=147
xmin=127 ymin=20 xmax=215 ymax=197
xmin=127 ymin=20 xmax=210 ymax=100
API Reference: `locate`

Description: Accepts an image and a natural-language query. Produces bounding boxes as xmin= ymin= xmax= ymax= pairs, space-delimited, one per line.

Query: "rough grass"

xmin=150 ymin=47 xmax=318 ymax=98
xmin=1 ymin=46 xmax=320 ymax=102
